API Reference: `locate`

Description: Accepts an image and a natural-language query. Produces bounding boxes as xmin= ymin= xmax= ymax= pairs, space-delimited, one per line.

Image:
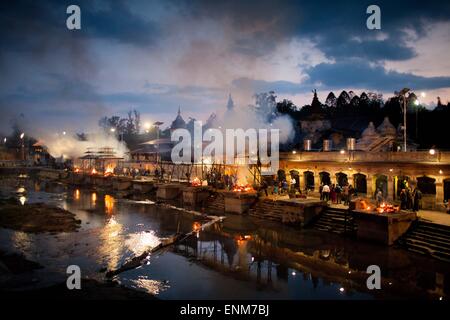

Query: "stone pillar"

xmin=366 ymin=174 xmax=373 ymax=198
xmin=387 ymin=175 xmax=394 ymax=201
xmin=347 ymin=173 xmax=354 ymax=187
xmin=300 ymin=172 xmax=306 ymax=191
xmin=436 ymin=177 xmax=444 ymax=204
xmin=314 ymin=171 xmax=321 ymax=191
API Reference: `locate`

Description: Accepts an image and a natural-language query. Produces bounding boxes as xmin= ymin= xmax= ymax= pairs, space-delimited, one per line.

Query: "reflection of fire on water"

xmin=191 ymin=177 xmax=201 ymax=187
xmin=98 ymin=216 xmax=124 ymax=271
xmin=74 ymin=189 xmax=80 ymax=200
xmin=104 ymin=194 xmax=115 ymax=214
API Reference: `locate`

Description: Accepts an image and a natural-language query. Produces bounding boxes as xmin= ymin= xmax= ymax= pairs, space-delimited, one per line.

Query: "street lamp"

xmin=395 ymin=88 xmax=410 ymax=152
xmin=153 ymin=121 xmax=164 ymax=164
xmin=20 ymin=132 xmax=25 ymax=161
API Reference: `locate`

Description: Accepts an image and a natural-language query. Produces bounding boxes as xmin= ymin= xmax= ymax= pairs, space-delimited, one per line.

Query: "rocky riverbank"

xmin=0 ymin=198 xmax=81 ymax=233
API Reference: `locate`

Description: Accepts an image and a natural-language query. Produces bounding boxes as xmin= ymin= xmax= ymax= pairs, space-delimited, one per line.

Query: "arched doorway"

xmin=444 ymin=179 xmax=450 ymax=203
xmin=417 ymin=176 xmax=436 ymax=209
xmin=290 ymin=170 xmax=300 ymax=190
xmin=353 ymin=173 xmax=367 ymax=194
xmin=319 ymin=171 xmax=331 ymax=185
xmin=375 ymin=175 xmax=388 ymax=198
xmin=336 ymin=172 xmax=348 ymax=187
xmin=417 ymin=176 xmax=436 ymax=195
xmin=304 ymin=171 xmax=314 ymax=191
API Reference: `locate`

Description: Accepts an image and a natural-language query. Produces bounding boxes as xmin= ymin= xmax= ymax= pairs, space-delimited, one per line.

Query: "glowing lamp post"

xmin=20 ymin=132 xmax=25 ymax=161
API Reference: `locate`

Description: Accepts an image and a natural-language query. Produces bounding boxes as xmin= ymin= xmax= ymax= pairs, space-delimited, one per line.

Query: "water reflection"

xmin=91 ymin=192 xmax=97 ymax=204
xmin=125 ymin=230 xmax=160 ymax=256
xmin=19 ymin=195 xmax=27 ymax=205
xmin=0 ymin=176 xmax=449 ymax=300
xmin=97 ymin=216 xmax=124 ymax=270
xmin=104 ymin=194 xmax=114 ymax=214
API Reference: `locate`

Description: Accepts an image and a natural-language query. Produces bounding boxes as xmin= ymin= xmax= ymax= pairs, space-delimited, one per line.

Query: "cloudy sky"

xmin=1 ymin=0 xmax=450 ymax=134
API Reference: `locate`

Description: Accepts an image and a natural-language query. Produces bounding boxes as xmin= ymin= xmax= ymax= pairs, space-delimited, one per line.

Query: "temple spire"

xmin=226 ymin=93 xmax=234 ymax=110
xmin=178 ymin=106 xmax=181 ymax=115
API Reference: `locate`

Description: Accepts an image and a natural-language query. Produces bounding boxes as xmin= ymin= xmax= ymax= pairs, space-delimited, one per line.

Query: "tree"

xmin=254 ymin=91 xmax=277 ymax=121
xmin=325 ymin=92 xmax=337 ymax=107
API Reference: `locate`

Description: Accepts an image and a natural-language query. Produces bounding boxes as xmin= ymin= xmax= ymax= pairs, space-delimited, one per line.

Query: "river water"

xmin=0 ymin=175 xmax=448 ymax=300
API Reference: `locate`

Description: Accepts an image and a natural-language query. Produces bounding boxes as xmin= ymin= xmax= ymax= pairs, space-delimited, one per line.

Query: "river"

xmin=0 ymin=175 xmax=448 ymax=300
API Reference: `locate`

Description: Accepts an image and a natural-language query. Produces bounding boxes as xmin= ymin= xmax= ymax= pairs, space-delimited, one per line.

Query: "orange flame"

xmin=191 ymin=177 xmax=201 ymax=187
xmin=232 ymin=184 xmax=253 ymax=192
xmin=104 ymin=165 xmax=114 ymax=177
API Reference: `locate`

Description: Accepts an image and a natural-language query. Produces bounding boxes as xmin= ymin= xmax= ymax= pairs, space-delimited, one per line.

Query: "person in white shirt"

xmin=322 ymin=184 xmax=330 ymax=202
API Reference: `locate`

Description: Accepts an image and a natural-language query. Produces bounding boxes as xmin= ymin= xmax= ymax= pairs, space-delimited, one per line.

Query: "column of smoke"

xmin=211 ymin=96 xmax=294 ymax=182
xmin=43 ymin=132 xmax=129 ymax=160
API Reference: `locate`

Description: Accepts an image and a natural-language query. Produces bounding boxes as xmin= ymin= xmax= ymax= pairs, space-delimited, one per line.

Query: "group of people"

xmin=319 ymin=183 xmax=355 ymax=205
xmin=399 ymin=187 xmax=422 ymax=211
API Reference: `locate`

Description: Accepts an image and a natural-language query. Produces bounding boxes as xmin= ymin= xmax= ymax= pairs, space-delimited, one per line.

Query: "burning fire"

xmin=376 ymin=202 xmax=399 ymax=214
xmin=91 ymin=168 xmax=97 ymax=175
xmin=104 ymin=165 xmax=114 ymax=177
xmin=232 ymin=184 xmax=253 ymax=192
xmin=191 ymin=177 xmax=201 ymax=187
xmin=74 ymin=168 xmax=80 ymax=173
xmin=193 ymin=222 xmax=202 ymax=232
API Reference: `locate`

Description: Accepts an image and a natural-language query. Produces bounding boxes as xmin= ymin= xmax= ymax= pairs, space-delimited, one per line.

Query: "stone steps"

xmin=311 ymin=207 xmax=356 ymax=235
xmin=398 ymin=221 xmax=450 ymax=263
xmin=205 ymin=194 xmax=225 ymax=214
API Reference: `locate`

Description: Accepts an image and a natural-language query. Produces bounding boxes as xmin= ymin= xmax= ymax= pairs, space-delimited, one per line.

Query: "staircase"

xmin=205 ymin=192 xmax=225 ymax=214
xmin=398 ymin=221 xmax=450 ymax=262
xmin=311 ymin=207 xmax=357 ymax=235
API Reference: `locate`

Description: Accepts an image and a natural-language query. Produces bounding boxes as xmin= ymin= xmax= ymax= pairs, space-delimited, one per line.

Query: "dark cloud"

xmin=183 ymin=0 xmax=450 ymax=61
xmin=233 ymin=60 xmax=450 ymax=94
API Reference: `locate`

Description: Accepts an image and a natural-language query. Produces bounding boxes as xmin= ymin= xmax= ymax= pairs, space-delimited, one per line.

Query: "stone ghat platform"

xmin=182 ymin=186 xmax=211 ymax=210
xmin=249 ymin=198 xmax=327 ymax=226
xmin=353 ymin=209 xmax=417 ymax=245
xmin=222 ymin=191 xmax=258 ymax=214
xmin=156 ymin=183 xmax=183 ymax=200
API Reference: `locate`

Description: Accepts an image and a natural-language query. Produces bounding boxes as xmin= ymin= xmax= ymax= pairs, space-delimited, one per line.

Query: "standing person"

xmin=343 ymin=184 xmax=349 ymax=205
xmin=261 ymin=180 xmax=268 ymax=197
xmin=322 ymin=184 xmax=330 ymax=202
xmin=290 ymin=176 xmax=297 ymax=193
xmin=348 ymin=185 xmax=355 ymax=201
xmin=330 ymin=184 xmax=336 ymax=204
xmin=406 ymin=188 xmax=413 ymax=210
xmin=282 ymin=180 xmax=289 ymax=194
xmin=335 ymin=184 xmax=342 ymax=204
xmin=413 ymin=187 xmax=422 ymax=212
xmin=273 ymin=180 xmax=279 ymax=195
xmin=400 ymin=189 xmax=407 ymax=210
xmin=376 ymin=189 xmax=383 ymax=207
